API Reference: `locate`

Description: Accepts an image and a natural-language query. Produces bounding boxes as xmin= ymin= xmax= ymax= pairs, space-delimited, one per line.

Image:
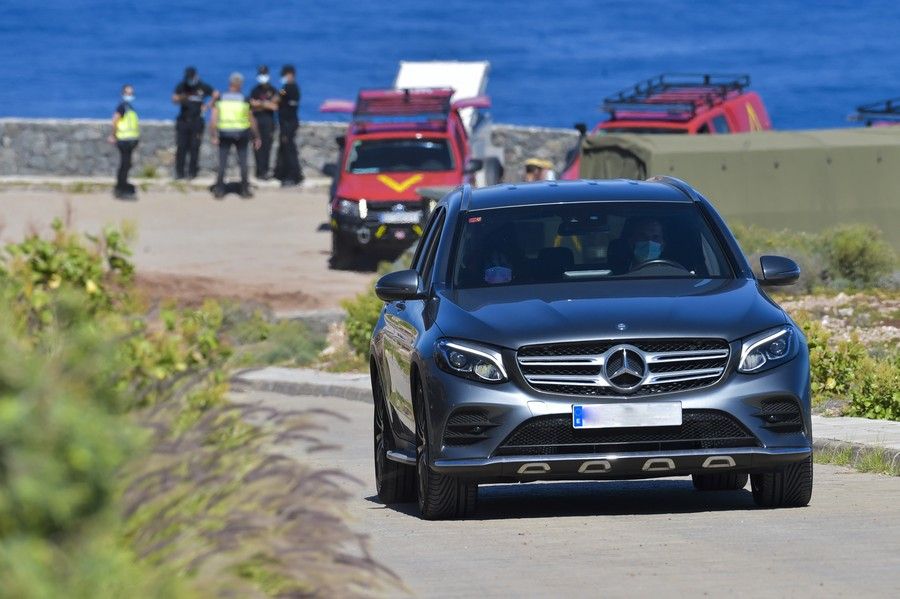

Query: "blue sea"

xmin=1 ymin=1 xmax=898 ymax=130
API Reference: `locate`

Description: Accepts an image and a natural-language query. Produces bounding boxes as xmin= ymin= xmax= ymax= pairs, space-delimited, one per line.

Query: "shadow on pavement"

xmin=366 ymin=478 xmax=757 ymax=520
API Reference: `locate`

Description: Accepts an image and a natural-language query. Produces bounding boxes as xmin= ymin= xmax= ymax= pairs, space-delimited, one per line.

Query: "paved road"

xmin=243 ymin=390 xmax=900 ymax=598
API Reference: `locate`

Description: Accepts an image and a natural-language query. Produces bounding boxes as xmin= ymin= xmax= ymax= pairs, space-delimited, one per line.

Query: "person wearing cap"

xmin=108 ymin=84 xmax=139 ymax=199
xmin=524 ymin=158 xmax=556 ymax=182
xmin=249 ymin=65 xmax=279 ymax=180
xmin=273 ymin=64 xmax=304 ymax=186
xmin=210 ymin=72 xmax=261 ymax=198
xmin=172 ymin=66 xmax=216 ymax=179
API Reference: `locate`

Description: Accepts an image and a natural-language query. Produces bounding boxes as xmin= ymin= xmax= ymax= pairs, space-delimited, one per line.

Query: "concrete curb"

xmin=812 ymin=438 xmax=900 ymax=472
xmin=232 ymin=367 xmax=372 ymax=404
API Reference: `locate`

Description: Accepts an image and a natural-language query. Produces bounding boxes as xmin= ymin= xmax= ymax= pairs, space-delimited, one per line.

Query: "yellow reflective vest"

xmin=216 ymin=93 xmax=251 ymax=131
xmin=115 ymin=105 xmax=139 ymax=140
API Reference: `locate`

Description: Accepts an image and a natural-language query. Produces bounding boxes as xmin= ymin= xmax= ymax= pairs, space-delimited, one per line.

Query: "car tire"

xmin=751 ymin=456 xmax=813 ymax=508
xmin=373 ymin=372 xmax=415 ymax=504
xmin=692 ymin=472 xmax=749 ymax=491
xmin=330 ymin=233 xmax=355 ymax=270
xmin=414 ymin=378 xmax=478 ymax=520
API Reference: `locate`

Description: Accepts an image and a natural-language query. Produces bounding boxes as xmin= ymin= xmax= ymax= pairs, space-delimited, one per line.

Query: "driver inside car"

xmin=629 ymin=217 xmax=666 ymax=266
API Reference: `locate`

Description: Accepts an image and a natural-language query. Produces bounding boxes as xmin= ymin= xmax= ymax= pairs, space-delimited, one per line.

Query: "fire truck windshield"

xmin=347 ymin=139 xmax=455 ymax=173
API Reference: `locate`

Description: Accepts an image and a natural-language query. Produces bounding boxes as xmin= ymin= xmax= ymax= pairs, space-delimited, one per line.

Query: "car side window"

xmin=412 ymin=208 xmax=443 ymax=272
xmin=419 ymin=210 xmax=446 ymax=286
xmin=712 ymin=115 xmax=731 ymax=133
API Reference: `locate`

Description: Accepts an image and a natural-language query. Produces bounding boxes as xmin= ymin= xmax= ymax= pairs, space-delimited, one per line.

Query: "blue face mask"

xmin=122 ymin=94 xmax=135 ymax=103
xmin=633 ymin=240 xmax=662 ymax=262
xmin=280 ymin=76 xmax=289 ymax=85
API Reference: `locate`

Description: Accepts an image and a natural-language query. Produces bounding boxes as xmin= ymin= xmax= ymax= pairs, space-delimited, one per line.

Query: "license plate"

xmin=572 ymin=402 xmax=682 ymax=429
xmin=380 ymin=211 xmax=422 ymax=224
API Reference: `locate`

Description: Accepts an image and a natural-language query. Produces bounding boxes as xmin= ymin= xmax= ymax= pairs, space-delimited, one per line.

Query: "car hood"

xmin=336 ymin=171 xmax=461 ymax=202
xmin=436 ymin=278 xmax=786 ymax=349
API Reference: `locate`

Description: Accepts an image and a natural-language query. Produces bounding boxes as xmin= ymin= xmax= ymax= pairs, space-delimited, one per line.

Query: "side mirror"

xmin=322 ymin=162 xmax=338 ymax=178
xmin=574 ymin=122 xmax=587 ymax=136
xmin=375 ymin=269 xmax=426 ymax=302
xmin=758 ymin=255 xmax=800 ymax=286
xmin=335 ymin=135 xmax=346 ymax=149
xmin=464 ymin=158 xmax=484 ymax=174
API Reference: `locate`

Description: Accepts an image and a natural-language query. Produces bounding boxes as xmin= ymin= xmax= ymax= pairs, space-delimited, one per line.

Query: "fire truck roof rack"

xmin=602 ymin=73 xmax=751 ymax=121
xmin=853 ymin=97 xmax=900 ymax=124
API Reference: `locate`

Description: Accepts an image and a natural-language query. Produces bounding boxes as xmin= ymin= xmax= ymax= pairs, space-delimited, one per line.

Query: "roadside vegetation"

xmin=339 ymin=224 xmax=898 ymax=420
xmin=0 ymin=221 xmax=395 ymax=598
xmin=814 ymin=444 xmax=900 ymax=477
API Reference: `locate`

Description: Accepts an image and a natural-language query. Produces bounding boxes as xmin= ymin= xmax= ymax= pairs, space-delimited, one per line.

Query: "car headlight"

xmin=335 ymin=198 xmax=360 ymax=218
xmin=435 ymin=339 xmax=508 ymax=383
xmin=738 ymin=325 xmax=799 ymax=373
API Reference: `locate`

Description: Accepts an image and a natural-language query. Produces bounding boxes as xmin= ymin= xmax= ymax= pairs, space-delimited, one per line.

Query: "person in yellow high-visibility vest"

xmin=210 ymin=72 xmax=261 ymax=198
xmin=108 ymin=84 xmax=140 ymax=199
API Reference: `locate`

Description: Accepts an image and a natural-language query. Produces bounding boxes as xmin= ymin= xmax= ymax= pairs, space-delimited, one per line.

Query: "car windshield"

xmin=451 ymin=201 xmax=733 ymax=289
xmin=347 ymin=138 xmax=454 ymax=173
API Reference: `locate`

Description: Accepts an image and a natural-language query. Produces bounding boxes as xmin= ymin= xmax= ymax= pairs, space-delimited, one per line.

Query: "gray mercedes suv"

xmin=369 ymin=178 xmax=812 ymax=519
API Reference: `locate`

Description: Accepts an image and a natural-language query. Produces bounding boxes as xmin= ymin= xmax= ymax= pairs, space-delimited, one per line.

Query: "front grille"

xmin=443 ymin=409 xmax=498 ymax=446
xmin=517 ymin=338 xmax=730 ymax=397
xmin=494 ymin=409 xmax=758 ymax=456
xmin=754 ymin=398 xmax=803 ymax=433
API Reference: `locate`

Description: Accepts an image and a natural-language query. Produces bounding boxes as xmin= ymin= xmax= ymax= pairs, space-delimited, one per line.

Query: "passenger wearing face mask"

xmin=249 ymin=65 xmax=279 ymax=180
xmin=273 ymin=64 xmax=304 ymax=186
xmin=108 ymin=84 xmax=139 ymax=199
xmin=172 ymin=66 xmax=216 ymax=179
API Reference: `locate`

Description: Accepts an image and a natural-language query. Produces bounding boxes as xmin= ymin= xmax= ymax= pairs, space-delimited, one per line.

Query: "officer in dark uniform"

xmin=172 ymin=66 xmax=216 ymax=179
xmin=108 ymin=84 xmax=139 ymax=199
xmin=274 ymin=64 xmax=304 ymax=186
xmin=249 ymin=65 xmax=278 ymax=179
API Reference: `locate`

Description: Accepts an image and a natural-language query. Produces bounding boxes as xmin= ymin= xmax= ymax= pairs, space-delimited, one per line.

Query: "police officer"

xmin=108 ymin=84 xmax=139 ymax=199
xmin=210 ymin=73 xmax=261 ymax=199
xmin=172 ymin=66 xmax=216 ymax=179
xmin=249 ymin=65 xmax=278 ymax=179
xmin=274 ymin=64 xmax=304 ymax=187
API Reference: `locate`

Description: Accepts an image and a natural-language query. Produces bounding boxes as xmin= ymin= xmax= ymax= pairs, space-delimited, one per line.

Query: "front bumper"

xmin=420 ymin=348 xmax=812 ymax=483
xmin=331 ymin=209 xmax=426 ymax=251
xmin=433 ymin=447 xmax=811 ymax=483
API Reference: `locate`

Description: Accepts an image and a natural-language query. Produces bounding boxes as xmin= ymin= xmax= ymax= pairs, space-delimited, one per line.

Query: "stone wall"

xmin=0 ymin=118 xmax=579 ymax=182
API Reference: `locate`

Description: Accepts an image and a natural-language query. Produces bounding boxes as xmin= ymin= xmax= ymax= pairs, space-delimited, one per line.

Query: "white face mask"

xmin=280 ymin=76 xmax=289 ymax=85
xmin=122 ymin=94 xmax=135 ymax=103
xmin=257 ymin=74 xmax=270 ymax=84
xmin=633 ymin=240 xmax=662 ymax=262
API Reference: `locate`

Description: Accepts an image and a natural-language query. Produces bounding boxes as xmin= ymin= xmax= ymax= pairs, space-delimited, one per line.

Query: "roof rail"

xmin=603 ymin=74 xmax=751 ymax=122
xmin=646 ymin=175 xmax=698 ymax=201
xmin=851 ymin=97 xmax=900 ymax=125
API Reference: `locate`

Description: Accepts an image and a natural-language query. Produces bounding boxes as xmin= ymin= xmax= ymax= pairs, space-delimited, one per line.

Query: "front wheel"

xmin=330 ymin=232 xmax=356 ymax=270
xmin=414 ymin=379 xmax=478 ymax=520
xmin=373 ymin=373 xmax=415 ymax=503
xmin=751 ymin=456 xmax=813 ymax=508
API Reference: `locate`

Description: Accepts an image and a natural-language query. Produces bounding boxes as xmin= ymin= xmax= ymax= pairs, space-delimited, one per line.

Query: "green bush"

xmin=732 ymin=222 xmax=897 ymax=291
xmin=0 ymin=222 xmax=395 ymax=597
xmin=341 ymin=287 xmax=384 ymax=358
xmin=796 ymin=314 xmax=899 ymax=420
xmin=820 ymin=224 xmax=896 ymax=287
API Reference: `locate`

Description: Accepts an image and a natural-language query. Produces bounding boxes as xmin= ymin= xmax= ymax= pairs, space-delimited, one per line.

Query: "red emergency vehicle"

xmin=321 ymin=88 xmax=487 ymax=268
xmin=561 ymin=74 xmax=773 ymax=179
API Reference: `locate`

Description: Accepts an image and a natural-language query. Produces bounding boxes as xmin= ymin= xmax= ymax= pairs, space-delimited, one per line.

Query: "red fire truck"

xmin=561 ymin=74 xmax=772 ymax=179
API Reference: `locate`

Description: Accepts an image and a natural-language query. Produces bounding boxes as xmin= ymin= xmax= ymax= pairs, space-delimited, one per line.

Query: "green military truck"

xmin=579 ymin=128 xmax=900 ymax=248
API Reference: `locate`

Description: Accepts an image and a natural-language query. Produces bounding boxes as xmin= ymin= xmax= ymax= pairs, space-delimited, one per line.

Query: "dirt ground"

xmin=0 ymin=185 xmax=374 ymax=311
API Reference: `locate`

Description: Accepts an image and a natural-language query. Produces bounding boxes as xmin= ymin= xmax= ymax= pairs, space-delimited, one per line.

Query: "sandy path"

xmin=0 ymin=185 xmax=374 ymax=310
